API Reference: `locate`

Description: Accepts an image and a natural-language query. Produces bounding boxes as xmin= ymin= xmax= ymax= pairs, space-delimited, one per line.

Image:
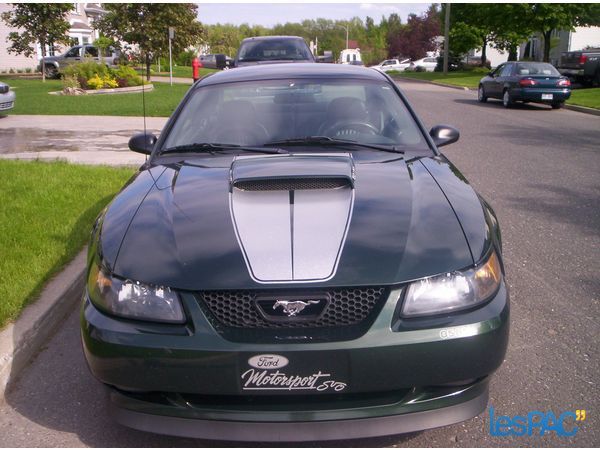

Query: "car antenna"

xmin=142 ymin=52 xmax=148 ymax=161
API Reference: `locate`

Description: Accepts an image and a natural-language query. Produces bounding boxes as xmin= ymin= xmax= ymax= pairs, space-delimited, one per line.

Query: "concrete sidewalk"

xmin=151 ymin=76 xmax=193 ymax=85
xmin=0 ymin=115 xmax=168 ymax=166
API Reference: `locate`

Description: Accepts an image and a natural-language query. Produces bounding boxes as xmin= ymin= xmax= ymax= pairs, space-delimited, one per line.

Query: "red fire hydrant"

xmin=192 ymin=57 xmax=202 ymax=82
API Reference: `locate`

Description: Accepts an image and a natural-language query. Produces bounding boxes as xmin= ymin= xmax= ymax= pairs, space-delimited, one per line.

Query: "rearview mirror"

xmin=429 ymin=125 xmax=460 ymax=148
xmin=128 ymin=133 xmax=157 ymax=155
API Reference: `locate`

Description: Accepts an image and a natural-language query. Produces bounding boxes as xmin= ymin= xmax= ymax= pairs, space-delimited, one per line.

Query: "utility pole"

xmin=443 ymin=3 xmax=450 ymax=75
xmin=168 ymin=27 xmax=174 ymax=86
xmin=345 ymin=25 xmax=349 ymax=50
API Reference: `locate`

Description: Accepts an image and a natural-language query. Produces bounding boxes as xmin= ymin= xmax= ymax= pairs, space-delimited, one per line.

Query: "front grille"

xmin=233 ymin=177 xmax=350 ymax=191
xmin=197 ymin=287 xmax=388 ymax=333
xmin=0 ymin=101 xmax=14 ymax=110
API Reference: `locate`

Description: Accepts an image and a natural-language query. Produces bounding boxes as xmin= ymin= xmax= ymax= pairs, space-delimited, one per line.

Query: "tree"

xmin=93 ymin=36 xmax=114 ymax=57
xmin=0 ymin=3 xmax=72 ymax=82
xmin=389 ymin=6 xmax=440 ymax=61
xmin=96 ymin=3 xmax=202 ymax=80
xmin=522 ymin=3 xmax=600 ymax=62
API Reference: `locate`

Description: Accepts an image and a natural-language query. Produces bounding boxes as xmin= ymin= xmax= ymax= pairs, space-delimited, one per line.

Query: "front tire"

xmin=502 ymin=89 xmax=513 ymax=108
xmin=478 ymin=85 xmax=488 ymax=103
xmin=44 ymin=64 xmax=58 ymax=79
xmin=551 ymin=102 xmax=563 ymax=110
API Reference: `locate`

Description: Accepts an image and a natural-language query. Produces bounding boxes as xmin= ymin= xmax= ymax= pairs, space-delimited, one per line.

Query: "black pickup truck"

xmin=558 ymin=48 xmax=600 ymax=86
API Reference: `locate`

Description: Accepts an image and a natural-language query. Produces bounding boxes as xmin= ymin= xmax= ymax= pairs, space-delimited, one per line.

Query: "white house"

xmin=0 ymin=3 xmax=106 ymax=72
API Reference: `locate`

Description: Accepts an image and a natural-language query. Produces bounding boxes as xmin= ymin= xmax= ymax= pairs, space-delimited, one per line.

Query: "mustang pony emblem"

xmin=273 ymin=300 xmax=320 ymax=317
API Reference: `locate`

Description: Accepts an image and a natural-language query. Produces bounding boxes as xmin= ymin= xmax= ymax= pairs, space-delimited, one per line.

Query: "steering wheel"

xmin=321 ymin=121 xmax=379 ymax=139
xmin=212 ymin=124 xmax=269 ymax=146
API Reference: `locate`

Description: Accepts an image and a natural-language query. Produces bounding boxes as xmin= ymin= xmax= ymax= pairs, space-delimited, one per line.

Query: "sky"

xmin=197 ymin=3 xmax=432 ymax=27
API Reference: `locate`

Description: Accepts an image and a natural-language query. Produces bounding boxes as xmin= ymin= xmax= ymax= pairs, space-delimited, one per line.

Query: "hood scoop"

xmin=233 ymin=177 xmax=350 ymax=191
xmin=229 ymin=154 xmax=355 ymax=283
xmin=230 ymin=153 xmax=355 ymax=191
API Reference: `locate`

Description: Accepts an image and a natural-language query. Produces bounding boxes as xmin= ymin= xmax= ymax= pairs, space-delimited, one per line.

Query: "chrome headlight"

xmin=88 ymin=264 xmax=185 ymax=323
xmin=402 ymin=251 xmax=502 ymax=317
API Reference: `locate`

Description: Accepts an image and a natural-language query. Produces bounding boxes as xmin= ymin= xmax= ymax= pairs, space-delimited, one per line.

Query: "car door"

xmin=485 ymin=64 xmax=504 ymax=98
xmin=63 ymin=46 xmax=82 ymax=67
xmin=84 ymin=45 xmax=100 ymax=64
xmin=496 ymin=63 xmax=514 ymax=95
xmin=424 ymin=57 xmax=438 ymax=71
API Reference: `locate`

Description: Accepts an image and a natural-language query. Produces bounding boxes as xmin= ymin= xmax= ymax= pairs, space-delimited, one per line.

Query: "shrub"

xmin=112 ymin=65 xmax=142 ymax=87
xmin=8 ymin=68 xmax=15 ymax=74
xmin=175 ymin=49 xmax=196 ymax=67
xmin=16 ymin=68 xmax=24 ymax=73
xmin=415 ymin=66 xmax=427 ymax=72
xmin=63 ymin=60 xmax=111 ymax=82
xmin=62 ymin=74 xmax=80 ymax=89
xmin=25 ymin=67 xmax=32 ymax=73
xmin=87 ymin=74 xmax=119 ymax=89
xmin=86 ymin=75 xmax=104 ymax=90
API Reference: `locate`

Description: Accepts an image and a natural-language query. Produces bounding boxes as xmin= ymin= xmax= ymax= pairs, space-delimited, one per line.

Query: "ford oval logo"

xmin=248 ymin=354 xmax=289 ymax=369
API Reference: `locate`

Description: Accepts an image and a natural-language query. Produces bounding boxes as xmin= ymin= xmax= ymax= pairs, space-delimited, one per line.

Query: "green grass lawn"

xmin=149 ymin=65 xmax=217 ymax=79
xmin=0 ymin=160 xmax=134 ymax=328
xmin=566 ymin=88 xmax=600 ymax=109
xmin=390 ymin=70 xmax=484 ymax=89
xmin=2 ymin=77 xmax=189 ymax=117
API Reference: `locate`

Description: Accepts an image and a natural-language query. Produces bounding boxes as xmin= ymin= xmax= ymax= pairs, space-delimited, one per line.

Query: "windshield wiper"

xmin=264 ymin=136 xmax=404 ymax=154
xmin=161 ymin=143 xmax=287 ymax=155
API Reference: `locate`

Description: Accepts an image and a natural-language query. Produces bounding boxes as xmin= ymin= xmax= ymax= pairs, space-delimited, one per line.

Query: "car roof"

xmin=197 ymin=63 xmax=388 ymax=87
xmin=240 ymin=35 xmax=306 ymax=42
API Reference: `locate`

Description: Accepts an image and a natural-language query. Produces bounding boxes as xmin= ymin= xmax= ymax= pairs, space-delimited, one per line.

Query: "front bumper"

xmin=0 ymin=91 xmax=15 ymax=111
xmin=81 ymin=282 xmax=509 ymax=439
xmin=110 ymin=378 xmax=489 ymax=441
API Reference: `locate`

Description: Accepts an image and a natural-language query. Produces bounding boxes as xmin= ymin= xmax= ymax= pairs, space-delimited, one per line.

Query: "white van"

xmin=339 ymin=48 xmax=362 ymax=64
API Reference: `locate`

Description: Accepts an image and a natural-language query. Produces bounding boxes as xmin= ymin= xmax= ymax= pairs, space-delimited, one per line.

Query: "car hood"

xmin=102 ymin=153 xmax=484 ymax=290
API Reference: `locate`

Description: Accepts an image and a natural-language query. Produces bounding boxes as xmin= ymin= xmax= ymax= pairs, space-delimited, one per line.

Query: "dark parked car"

xmin=558 ymin=48 xmax=600 ymax=86
xmin=478 ymin=61 xmax=571 ymax=109
xmin=82 ymin=63 xmax=509 ymax=441
xmin=199 ymin=53 xmax=232 ymax=70
xmin=233 ymin=35 xmax=315 ymax=67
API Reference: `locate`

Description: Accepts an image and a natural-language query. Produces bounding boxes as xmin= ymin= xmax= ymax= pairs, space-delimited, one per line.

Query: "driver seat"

xmin=317 ymin=97 xmax=368 ymax=137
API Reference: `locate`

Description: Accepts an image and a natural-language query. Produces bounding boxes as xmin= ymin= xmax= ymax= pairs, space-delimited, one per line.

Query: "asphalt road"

xmin=0 ymin=81 xmax=598 ymax=447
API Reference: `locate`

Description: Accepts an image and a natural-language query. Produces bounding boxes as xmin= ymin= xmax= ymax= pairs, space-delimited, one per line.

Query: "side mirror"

xmin=429 ymin=125 xmax=460 ymax=148
xmin=128 ymin=133 xmax=157 ymax=155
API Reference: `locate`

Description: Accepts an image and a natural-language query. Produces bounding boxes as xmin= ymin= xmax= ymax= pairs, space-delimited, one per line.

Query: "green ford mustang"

xmin=81 ymin=63 xmax=509 ymax=441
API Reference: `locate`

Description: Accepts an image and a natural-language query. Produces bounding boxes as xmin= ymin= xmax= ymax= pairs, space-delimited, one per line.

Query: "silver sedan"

xmin=0 ymin=81 xmax=15 ymax=113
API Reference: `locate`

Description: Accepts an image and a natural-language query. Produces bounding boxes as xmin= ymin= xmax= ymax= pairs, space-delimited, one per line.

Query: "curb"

xmin=0 ymin=248 xmax=86 ymax=401
xmin=392 ymin=76 xmax=474 ymax=91
xmin=563 ymin=103 xmax=600 ymax=116
xmin=49 ymin=84 xmax=154 ymax=96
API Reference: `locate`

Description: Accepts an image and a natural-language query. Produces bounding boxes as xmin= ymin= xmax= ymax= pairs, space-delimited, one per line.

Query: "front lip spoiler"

xmin=109 ymin=385 xmax=489 ymax=442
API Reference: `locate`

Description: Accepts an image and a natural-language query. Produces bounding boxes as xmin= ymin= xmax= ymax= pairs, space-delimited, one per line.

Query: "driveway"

xmin=0 ymin=82 xmax=598 ymax=447
xmin=0 ymin=115 xmax=167 ymax=166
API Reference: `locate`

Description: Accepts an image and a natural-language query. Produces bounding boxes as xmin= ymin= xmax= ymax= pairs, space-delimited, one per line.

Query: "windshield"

xmin=162 ymin=78 xmax=426 ymax=151
xmin=237 ymin=39 xmax=313 ymax=62
xmin=515 ymin=63 xmax=560 ymax=76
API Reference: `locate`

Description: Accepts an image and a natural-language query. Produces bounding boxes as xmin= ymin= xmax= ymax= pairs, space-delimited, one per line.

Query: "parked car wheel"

xmin=477 ymin=85 xmax=487 ymax=103
xmin=44 ymin=64 xmax=58 ymax=79
xmin=551 ymin=102 xmax=563 ymax=109
xmin=502 ymin=89 xmax=513 ymax=108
